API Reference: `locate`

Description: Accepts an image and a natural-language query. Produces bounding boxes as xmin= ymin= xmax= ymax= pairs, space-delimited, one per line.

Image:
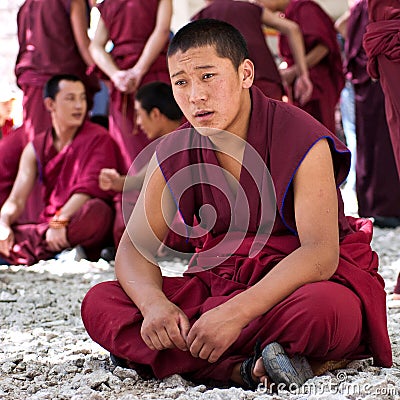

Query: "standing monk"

xmin=81 ymin=20 xmax=391 ymax=390
xmin=0 ymin=75 xmax=119 ymax=266
xmin=255 ymin=0 xmax=344 ymax=133
xmin=89 ymin=0 xmax=172 ymax=173
xmin=363 ymin=0 xmax=400 ymax=303
xmin=192 ymin=0 xmax=312 ymax=103
xmin=15 ymin=0 xmax=99 ymax=140
xmin=346 ymin=0 xmax=400 ymax=228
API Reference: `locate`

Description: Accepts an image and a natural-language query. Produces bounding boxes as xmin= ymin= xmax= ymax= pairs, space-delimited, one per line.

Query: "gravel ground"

xmin=0 ymin=223 xmax=399 ymax=399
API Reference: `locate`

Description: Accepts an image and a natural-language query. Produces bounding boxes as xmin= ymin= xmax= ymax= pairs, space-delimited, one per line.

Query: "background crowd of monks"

xmin=0 ymin=0 xmax=399 ymax=298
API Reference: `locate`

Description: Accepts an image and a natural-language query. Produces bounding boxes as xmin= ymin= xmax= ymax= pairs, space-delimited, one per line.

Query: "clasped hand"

xmin=0 ymin=222 xmax=14 ymax=257
xmin=141 ymin=300 xmax=244 ymax=363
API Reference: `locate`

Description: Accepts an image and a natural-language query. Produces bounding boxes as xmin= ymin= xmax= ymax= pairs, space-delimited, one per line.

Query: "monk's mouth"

xmin=195 ymin=111 xmax=213 ymax=118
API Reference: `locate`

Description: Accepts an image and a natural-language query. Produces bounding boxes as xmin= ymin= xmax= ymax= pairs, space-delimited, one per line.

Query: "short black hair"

xmin=43 ymin=74 xmax=83 ymax=100
xmin=136 ymin=81 xmax=183 ymax=121
xmin=167 ymin=19 xmax=249 ymax=70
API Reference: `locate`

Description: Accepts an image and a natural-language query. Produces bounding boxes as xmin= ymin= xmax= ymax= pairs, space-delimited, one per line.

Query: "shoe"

xmin=372 ymin=216 xmax=400 ymax=229
xmin=100 ymin=247 xmax=116 ymax=262
xmin=261 ymin=342 xmax=314 ymax=389
xmin=110 ymin=353 xmax=128 ymax=368
xmin=55 ymin=245 xmax=87 ymax=262
xmin=240 ymin=340 xmax=262 ymax=390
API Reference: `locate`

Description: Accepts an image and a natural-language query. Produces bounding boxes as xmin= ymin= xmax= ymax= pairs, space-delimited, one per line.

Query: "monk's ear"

xmin=149 ymin=107 xmax=161 ymax=120
xmin=241 ymin=59 xmax=254 ymax=89
xmin=44 ymin=97 xmax=55 ymax=112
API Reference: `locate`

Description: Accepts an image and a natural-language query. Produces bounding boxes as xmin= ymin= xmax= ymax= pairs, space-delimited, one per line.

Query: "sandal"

xmin=239 ymin=339 xmax=262 ymax=390
xmin=261 ymin=342 xmax=314 ymax=389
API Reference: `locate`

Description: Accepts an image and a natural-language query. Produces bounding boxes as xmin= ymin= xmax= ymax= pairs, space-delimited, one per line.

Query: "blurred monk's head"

xmin=166 ymin=19 xmax=254 ymax=135
xmin=44 ymin=74 xmax=87 ymax=130
xmin=134 ymin=81 xmax=183 ymax=140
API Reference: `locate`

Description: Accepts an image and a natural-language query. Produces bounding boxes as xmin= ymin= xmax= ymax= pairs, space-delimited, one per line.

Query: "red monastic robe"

xmin=15 ymin=0 xmax=99 ymax=140
xmin=192 ymin=0 xmax=284 ymax=100
xmin=96 ymin=0 xmax=170 ymax=172
xmin=1 ymin=121 xmax=119 ymax=265
xmin=82 ymin=87 xmax=391 ymax=385
xmin=0 ymin=118 xmax=14 ymax=138
xmin=0 ymin=127 xmax=42 ymax=224
xmin=363 ymin=0 xmax=400 ymax=174
xmin=346 ymin=0 xmax=400 ymax=218
xmin=279 ymin=0 xmax=344 ymax=133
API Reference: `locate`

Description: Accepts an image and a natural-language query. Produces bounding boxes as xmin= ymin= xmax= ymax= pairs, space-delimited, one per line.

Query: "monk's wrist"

xmin=49 ymin=211 xmax=70 ymax=229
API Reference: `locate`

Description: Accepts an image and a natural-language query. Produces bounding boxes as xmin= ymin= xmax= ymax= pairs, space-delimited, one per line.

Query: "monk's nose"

xmin=189 ymin=82 xmax=207 ymax=103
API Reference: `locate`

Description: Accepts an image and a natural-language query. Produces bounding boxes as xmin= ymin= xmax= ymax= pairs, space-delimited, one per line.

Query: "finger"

xmin=165 ymin=323 xmax=188 ymax=351
xmin=141 ymin=333 xmax=156 ymax=351
xmin=188 ymin=337 xmax=203 ymax=358
xmin=197 ymin=343 xmax=212 ymax=360
xmin=155 ymin=328 xmax=174 ymax=350
xmin=207 ymin=348 xmax=221 ymax=363
xmin=178 ymin=313 xmax=190 ymax=343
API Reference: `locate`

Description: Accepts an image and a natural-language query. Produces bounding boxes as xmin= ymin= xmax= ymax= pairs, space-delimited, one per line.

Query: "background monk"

xmin=255 ymin=0 xmax=344 ymax=133
xmin=192 ymin=0 xmax=312 ymax=103
xmin=81 ymin=20 xmax=391 ymax=390
xmin=346 ymin=0 xmax=400 ymax=229
xmin=98 ymin=81 xmax=192 ymax=261
xmin=0 ymin=74 xmax=119 ymax=266
xmin=15 ymin=0 xmax=99 ymax=140
xmin=363 ymin=0 xmax=400 ymax=303
xmin=89 ymin=0 xmax=173 ymax=173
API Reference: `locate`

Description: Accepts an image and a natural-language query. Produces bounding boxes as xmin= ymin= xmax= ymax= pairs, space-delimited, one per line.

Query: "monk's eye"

xmin=203 ymin=73 xmax=214 ymax=80
xmin=174 ymin=79 xmax=186 ymax=86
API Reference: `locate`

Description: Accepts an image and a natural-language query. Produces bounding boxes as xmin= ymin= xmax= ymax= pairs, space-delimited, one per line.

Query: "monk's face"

xmin=135 ymin=100 xmax=161 ymax=140
xmin=168 ymin=45 xmax=253 ymax=136
xmin=49 ymin=80 xmax=87 ymax=129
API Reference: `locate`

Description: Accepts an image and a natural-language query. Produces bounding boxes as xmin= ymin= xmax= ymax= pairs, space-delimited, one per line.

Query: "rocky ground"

xmin=0 ymin=223 xmax=399 ymax=399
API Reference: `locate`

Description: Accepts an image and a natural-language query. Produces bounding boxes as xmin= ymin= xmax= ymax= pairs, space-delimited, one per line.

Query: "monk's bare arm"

xmin=57 ymin=193 xmax=91 ymax=220
xmin=305 ymin=43 xmax=329 ymax=69
xmin=70 ymin=0 xmax=95 ymax=67
xmin=89 ymin=18 xmax=120 ymax=79
xmin=128 ymin=0 xmax=172 ymax=88
xmin=115 ymin=155 xmax=190 ymax=351
xmin=0 ymin=143 xmax=37 ymax=226
xmin=262 ymin=9 xmax=309 ymax=82
xmin=187 ymin=139 xmax=339 ymax=362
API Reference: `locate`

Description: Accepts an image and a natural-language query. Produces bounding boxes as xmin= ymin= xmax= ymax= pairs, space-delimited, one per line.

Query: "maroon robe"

xmin=1 ymin=121 xmax=119 ymax=265
xmin=346 ymin=0 xmax=400 ymax=218
xmin=363 ymin=0 xmax=400 ymax=175
xmin=15 ymin=0 xmax=99 ymax=140
xmin=81 ymin=86 xmax=391 ymax=384
xmin=97 ymin=0 xmax=170 ymax=172
xmin=0 ymin=127 xmax=42 ymax=224
xmin=192 ymin=0 xmax=284 ymax=100
xmin=279 ymin=0 xmax=344 ymax=133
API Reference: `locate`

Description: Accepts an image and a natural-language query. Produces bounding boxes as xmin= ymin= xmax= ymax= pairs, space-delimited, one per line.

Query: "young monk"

xmin=98 ymin=81 xmax=189 ymax=259
xmin=81 ymin=19 xmax=391 ymax=390
xmin=192 ymin=0 xmax=312 ymax=103
xmin=0 ymin=74 xmax=119 ymax=265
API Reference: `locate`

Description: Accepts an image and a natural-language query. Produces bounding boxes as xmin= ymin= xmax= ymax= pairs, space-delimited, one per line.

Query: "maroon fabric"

xmin=0 ymin=119 xmax=14 ymax=138
xmin=192 ymin=0 xmax=284 ymax=100
xmin=395 ymin=273 xmax=400 ymax=294
xmin=83 ymin=272 xmax=364 ymax=383
xmin=363 ymin=0 xmax=400 ymax=174
xmin=0 ymin=121 xmax=119 ymax=265
xmin=97 ymin=0 xmax=170 ymax=171
xmin=279 ymin=0 xmax=344 ymax=132
xmin=5 ymin=198 xmax=113 ymax=266
xmin=346 ymin=0 xmax=400 ymax=218
xmin=0 ymin=127 xmax=41 ymax=223
xmin=81 ymin=86 xmax=391 ymax=382
xmin=15 ymin=0 xmax=99 ymax=138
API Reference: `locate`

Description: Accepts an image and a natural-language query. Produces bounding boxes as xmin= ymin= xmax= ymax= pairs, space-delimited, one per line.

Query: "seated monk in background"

xmin=0 ymin=74 xmax=119 ymax=266
xmin=98 ymin=81 xmax=193 ymax=261
xmin=81 ymin=20 xmax=391 ymax=390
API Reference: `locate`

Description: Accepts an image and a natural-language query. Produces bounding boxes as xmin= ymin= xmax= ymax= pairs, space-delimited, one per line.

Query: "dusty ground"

xmin=0 ymin=225 xmax=399 ymax=400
